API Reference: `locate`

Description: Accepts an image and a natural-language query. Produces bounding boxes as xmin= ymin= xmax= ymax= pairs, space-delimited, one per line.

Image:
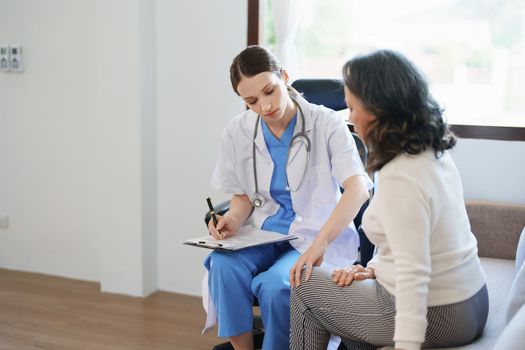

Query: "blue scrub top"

xmin=260 ymin=115 xmax=297 ymax=235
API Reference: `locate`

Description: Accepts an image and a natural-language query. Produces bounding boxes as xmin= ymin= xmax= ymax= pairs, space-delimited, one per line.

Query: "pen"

xmin=206 ymin=197 xmax=222 ymax=237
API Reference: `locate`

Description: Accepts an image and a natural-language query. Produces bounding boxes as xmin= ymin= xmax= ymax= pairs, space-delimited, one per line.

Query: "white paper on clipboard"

xmin=183 ymin=225 xmax=297 ymax=251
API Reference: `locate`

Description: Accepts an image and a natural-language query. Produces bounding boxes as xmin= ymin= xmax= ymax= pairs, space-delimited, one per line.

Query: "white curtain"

xmin=272 ymin=0 xmax=302 ymax=79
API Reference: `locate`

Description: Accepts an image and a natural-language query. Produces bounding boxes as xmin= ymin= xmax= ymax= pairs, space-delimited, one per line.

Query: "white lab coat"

xmin=203 ymin=95 xmax=372 ymax=335
xmin=212 ymin=95 xmax=371 ymax=267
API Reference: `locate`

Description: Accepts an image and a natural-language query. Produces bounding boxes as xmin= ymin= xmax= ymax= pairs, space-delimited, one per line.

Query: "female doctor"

xmin=205 ymin=45 xmax=371 ymax=350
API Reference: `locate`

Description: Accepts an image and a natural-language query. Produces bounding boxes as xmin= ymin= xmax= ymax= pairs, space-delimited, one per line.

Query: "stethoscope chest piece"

xmin=252 ymin=196 xmax=264 ymax=208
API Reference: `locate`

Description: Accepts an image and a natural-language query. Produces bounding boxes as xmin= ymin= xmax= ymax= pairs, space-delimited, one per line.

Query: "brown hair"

xmin=343 ymin=50 xmax=456 ymax=172
xmin=230 ymin=45 xmax=298 ymax=97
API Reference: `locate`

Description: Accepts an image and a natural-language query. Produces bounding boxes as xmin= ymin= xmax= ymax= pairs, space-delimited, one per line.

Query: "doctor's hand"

xmin=207 ymin=214 xmax=240 ymax=240
xmin=290 ymin=241 xmax=326 ymax=288
xmin=332 ymin=264 xmax=375 ymax=287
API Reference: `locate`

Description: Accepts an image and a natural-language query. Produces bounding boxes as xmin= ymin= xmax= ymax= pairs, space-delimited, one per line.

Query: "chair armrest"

xmin=466 ymin=200 xmax=525 ymax=259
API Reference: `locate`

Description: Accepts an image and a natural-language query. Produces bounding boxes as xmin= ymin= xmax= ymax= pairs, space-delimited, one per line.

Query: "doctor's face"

xmin=344 ymin=86 xmax=376 ymax=141
xmin=237 ymin=71 xmax=294 ymax=125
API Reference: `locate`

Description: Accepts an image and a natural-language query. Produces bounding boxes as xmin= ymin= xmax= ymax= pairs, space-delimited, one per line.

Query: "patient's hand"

xmin=332 ymin=264 xmax=376 ymax=287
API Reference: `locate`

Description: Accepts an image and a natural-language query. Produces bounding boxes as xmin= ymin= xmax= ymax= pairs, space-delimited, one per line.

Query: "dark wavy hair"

xmin=230 ymin=45 xmax=298 ymax=97
xmin=343 ymin=50 xmax=456 ymax=172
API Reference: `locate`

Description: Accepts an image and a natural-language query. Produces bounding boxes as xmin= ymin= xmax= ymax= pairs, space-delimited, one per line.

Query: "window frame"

xmin=247 ymin=0 xmax=525 ymax=141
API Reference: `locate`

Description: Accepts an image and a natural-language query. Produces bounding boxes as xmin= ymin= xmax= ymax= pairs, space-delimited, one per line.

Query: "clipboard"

xmin=183 ymin=225 xmax=297 ymax=252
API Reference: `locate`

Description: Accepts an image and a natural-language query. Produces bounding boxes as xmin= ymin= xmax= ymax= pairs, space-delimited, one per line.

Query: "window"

xmin=260 ymin=0 xmax=525 ymax=134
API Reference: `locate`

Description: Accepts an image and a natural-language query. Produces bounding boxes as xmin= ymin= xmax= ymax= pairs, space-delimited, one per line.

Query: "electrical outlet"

xmin=9 ymin=45 xmax=23 ymax=72
xmin=0 ymin=214 xmax=9 ymax=229
xmin=0 ymin=45 xmax=9 ymax=71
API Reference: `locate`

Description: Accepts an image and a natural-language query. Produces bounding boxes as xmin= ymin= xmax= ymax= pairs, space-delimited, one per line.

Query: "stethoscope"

xmin=251 ymin=99 xmax=311 ymax=208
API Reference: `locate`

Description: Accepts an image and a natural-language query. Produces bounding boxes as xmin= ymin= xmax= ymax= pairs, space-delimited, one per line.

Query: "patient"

xmin=289 ymin=50 xmax=489 ymax=350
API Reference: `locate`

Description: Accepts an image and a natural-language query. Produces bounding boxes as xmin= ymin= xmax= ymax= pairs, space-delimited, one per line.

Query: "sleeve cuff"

xmin=395 ymin=341 xmax=421 ymax=350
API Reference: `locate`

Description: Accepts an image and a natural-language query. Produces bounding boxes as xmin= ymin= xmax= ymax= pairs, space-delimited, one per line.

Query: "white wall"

xmin=0 ymin=0 xmax=106 ymax=281
xmin=0 ymin=0 xmax=247 ymax=297
xmin=155 ymin=0 xmax=247 ymax=295
xmin=0 ymin=0 xmax=156 ymax=297
xmin=451 ymin=138 xmax=525 ymax=204
xmin=138 ymin=0 xmax=158 ymax=298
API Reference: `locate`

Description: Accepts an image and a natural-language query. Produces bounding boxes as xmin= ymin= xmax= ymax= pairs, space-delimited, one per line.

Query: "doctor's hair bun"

xmin=230 ymin=45 xmax=284 ymax=95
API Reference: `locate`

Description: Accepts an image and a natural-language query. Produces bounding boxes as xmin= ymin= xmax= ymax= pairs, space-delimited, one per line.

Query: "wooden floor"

xmin=0 ymin=268 xmax=225 ymax=350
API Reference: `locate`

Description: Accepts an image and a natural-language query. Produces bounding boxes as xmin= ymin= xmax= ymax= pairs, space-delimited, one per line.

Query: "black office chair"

xmin=205 ymin=79 xmax=375 ymax=350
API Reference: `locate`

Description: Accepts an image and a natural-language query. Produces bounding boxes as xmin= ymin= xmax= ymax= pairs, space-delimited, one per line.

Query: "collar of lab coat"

xmin=250 ymin=95 xmax=313 ymax=153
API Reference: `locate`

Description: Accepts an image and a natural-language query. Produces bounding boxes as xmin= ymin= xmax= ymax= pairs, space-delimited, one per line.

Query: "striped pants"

xmin=290 ymin=268 xmax=488 ymax=350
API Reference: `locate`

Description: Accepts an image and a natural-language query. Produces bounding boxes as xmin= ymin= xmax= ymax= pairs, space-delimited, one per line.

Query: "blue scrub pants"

xmin=204 ymin=241 xmax=300 ymax=350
